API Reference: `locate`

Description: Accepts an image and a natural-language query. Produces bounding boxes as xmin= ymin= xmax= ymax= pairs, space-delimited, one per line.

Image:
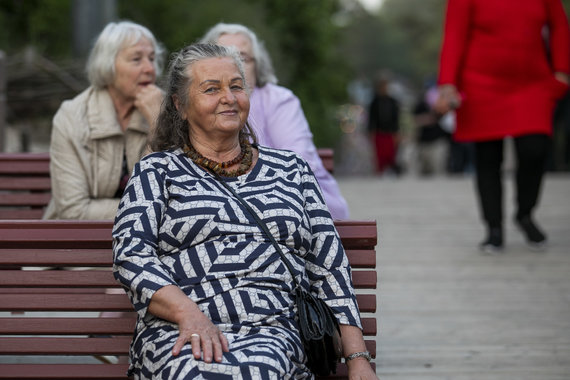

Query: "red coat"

xmin=438 ymin=0 xmax=570 ymax=142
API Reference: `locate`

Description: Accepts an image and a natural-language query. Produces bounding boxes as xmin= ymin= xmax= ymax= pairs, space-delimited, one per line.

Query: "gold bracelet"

xmin=345 ymin=351 xmax=372 ymax=362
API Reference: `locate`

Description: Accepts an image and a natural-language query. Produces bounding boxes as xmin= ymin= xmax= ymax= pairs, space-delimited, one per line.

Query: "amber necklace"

xmin=184 ymin=135 xmax=253 ymax=177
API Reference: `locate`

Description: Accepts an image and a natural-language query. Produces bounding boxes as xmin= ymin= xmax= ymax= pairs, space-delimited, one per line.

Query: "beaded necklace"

xmin=184 ymin=136 xmax=253 ymax=177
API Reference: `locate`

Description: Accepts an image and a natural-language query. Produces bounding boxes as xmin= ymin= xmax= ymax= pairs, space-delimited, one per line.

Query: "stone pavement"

xmin=338 ymin=173 xmax=570 ymax=380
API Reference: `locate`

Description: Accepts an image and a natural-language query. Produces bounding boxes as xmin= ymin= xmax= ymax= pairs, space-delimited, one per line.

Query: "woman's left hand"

xmin=347 ymin=357 xmax=379 ymax=380
xmin=134 ymin=84 xmax=164 ymax=129
xmin=340 ymin=324 xmax=379 ymax=379
xmin=554 ymin=71 xmax=570 ymax=85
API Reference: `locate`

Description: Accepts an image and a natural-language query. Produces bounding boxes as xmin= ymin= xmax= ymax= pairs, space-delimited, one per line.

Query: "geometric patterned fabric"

xmin=112 ymin=145 xmax=362 ymax=379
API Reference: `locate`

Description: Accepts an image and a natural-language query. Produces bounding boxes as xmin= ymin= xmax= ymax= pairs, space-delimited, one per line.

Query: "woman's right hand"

xmin=172 ymin=311 xmax=230 ymax=363
xmin=148 ymin=285 xmax=229 ymax=363
xmin=434 ymin=84 xmax=461 ymax=114
xmin=134 ymin=84 xmax=164 ymax=129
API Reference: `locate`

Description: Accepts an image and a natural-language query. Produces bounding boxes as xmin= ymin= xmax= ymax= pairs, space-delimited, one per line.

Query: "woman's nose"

xmin=220 ymin=87 xmax=236 ymax=103
xmin=142 ymin=58 xmax=155 ymax=74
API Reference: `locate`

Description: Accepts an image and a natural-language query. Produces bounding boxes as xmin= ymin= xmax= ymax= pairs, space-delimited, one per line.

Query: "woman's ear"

xmin=172 ymin=95 xmax=186 ymax=120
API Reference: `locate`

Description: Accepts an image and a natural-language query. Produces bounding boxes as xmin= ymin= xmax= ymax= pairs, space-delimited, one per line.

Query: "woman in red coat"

xmin=436 ymin=0 xmax=570 ymax=252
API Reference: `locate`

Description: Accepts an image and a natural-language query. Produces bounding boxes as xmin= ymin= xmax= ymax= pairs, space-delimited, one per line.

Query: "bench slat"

xmin=0 ymin=337 xmax=375 ymax=357
xmin=0 ymin=193 xmax=52 ymax=207
xmin=0 ymin=317 xmax=136 ymax=335
xmin=0 ymin=220 xmax=376 ymax=250
xmin=0 ymin=364 xmax=129 ymax=380
xmin=334 ymin=221 xmax=377 ymax=249
xmin=0 ymin=337 xmax=132 ymax=355
xmin=0 ymin=293 xmax=375 ymax=313
xmin=0 ymin=209 xmax=45 ymax=219
xmin=345 ymin=249 xmax=376 ymax=268
xmin=356 ymin=294 xmax=376 ymax=313
xmin=0 ymin=249 xmax=112 ymax=266
xmin=0 ymin=294 xmax=133 ymax=311
xmin=0 ymin=248 xmax=374 ymax=268
xmin=0 ymin=269 xmax=376 ymax=289
xmin=0 ymin=177 xmax=52 ymax=190
xmin=0 ymin=316 xmax=376 ymax=336
xmin=0 ymin=364 xmax=376 ymax=380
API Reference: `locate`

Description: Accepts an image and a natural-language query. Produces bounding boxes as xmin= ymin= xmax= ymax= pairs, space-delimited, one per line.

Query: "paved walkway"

xmin=338 ymin=173 xmax=570 ymax=380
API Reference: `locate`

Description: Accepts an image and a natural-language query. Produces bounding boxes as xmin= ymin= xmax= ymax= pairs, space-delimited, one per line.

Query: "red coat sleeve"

xmin=438 ymin=0 xmax=472 ymax=86
xmin=545 ymin=0 xmax=570 ymax=74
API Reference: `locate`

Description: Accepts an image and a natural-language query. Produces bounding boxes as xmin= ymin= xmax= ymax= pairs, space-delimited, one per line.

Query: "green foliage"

xmin=0 ymin=0 xmax=72 ymax=57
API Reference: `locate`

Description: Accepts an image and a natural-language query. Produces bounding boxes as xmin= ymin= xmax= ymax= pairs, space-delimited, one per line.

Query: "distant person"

xmin=44 ymin=21 xmax=164 ymax=219
xmin=200 ymin=23 xmax=349 ymax=219
xmin=367 ymin=76 xmax=401 ymax=175
xmin=435 ymin=0 xmax=570 ymax=252
xmin=413 ymin=84 xmax=450 ymax=176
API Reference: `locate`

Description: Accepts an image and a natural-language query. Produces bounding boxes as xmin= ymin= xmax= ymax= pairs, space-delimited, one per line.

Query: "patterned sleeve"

xmin=298 ymin=158 xmax=362 ymax=329
xmin=112 ymin=155 xmax=177 ymax=318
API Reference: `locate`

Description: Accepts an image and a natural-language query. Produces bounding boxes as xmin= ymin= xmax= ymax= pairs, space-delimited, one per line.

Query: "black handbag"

xmin=214 ymin=174 xmax=343 ymax=376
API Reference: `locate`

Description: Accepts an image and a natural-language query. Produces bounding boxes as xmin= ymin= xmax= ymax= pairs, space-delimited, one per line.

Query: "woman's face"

xmin=110 ymin=37 xmax=156 ymax=102
xmin=217 ymin=33 xmax=257 ymax=89
xmin=182 ymin=57 xmax=249 ymax=141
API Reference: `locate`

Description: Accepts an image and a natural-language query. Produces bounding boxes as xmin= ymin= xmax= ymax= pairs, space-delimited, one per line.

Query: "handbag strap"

xmin=213 ymin=173 xmax=301 ymax=289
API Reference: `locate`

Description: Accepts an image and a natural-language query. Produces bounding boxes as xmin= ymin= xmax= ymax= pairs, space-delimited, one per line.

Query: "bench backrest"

xmin=0 ymin=219 xmax=376 ymax=379
xmin=0 ymin=150 xmax=335 ymax=220
xmin=0 ymin=153 xmax=51 ymax=219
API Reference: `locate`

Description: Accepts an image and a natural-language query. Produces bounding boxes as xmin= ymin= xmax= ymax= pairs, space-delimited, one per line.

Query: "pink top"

xmin=248 ymin=83 xmax=349 ymax=219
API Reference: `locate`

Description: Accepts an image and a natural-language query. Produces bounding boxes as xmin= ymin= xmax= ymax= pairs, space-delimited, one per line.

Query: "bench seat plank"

xmin=0 ymin=337 xmax=132 ymax=355
xmin=0 ymin=316 xmax=376 ymax=336
xmin=0 ymin=363 xmax=375 ymax=380
xmin=0 ymin=193 xmax=52 ymax=207
xmin=0 ymin=249 xmax=112 ymax=266
xmin=1 ymin=248 xmax=373 ymax=268
xmin=0 ymin=294 xmax=133 ymax=311
xmin=0 ymin=317 xmax=136 ymax=335
xmin=0 ymin=209 xmax=45 ymax=219
xmin=0 ymin=177 xmax=52 ymax=190
xmin=0 ymin=364 xmax=130 ymax=380
xmin=0 ymin=293 xmax=375 ymax=313
xmin=0 ymin=269 xmax=376 ymax=289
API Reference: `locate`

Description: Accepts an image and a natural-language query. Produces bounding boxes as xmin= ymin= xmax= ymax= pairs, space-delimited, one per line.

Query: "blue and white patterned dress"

xmin=112 ymin=146 xmax=362 ymax=379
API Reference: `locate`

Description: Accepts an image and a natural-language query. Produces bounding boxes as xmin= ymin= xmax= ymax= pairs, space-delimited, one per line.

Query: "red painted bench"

xmin=0 ymin=150 xmax=335 ymax=220
xmin=0 ymin=219 xmax=377 ymax=379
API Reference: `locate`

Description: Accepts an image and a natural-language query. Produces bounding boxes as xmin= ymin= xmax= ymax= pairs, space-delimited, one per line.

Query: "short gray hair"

xmin=200 ymin=23 xmax=277 ymax=87
xmin=150 ymin=43 xmax=256 ymax=152
xmin=86 ymin=21 xmax=164 ymax=89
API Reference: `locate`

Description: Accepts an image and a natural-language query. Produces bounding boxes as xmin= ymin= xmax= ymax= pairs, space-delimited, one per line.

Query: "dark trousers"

xmin=474 ymin=134 xmax=550 ymax=229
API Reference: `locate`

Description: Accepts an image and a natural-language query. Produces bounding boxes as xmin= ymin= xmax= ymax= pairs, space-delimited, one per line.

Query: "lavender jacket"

xmin=248 ymin=83 xmax=349 ymax=219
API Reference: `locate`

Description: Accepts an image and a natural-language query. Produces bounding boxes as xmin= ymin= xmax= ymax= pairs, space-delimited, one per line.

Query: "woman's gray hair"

xmin=86 ymin=21 xmax=164 ymax=89
xmin=150 ymin=43 xmax=257 ymax=152
xmin=200 ymin=23 xmax=277 ymax=87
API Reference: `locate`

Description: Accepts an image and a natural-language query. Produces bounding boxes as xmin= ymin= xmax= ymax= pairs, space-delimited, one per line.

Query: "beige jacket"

xmin=44 ymin=87 xmax=150 ymax=220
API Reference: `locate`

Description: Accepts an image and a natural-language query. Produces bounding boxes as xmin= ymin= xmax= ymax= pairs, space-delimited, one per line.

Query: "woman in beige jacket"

xmin=44 ymin=21 xmax=164 ymax=219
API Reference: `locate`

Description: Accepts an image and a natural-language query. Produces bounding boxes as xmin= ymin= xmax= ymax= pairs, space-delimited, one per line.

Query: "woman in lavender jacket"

xmin=201 ymin=23 xmax=349 ymax=220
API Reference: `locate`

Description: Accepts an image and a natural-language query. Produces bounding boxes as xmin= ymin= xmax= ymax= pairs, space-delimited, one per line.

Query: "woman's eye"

xmin=204 ymin=87 xmax=217 ymax=93
xmin=231 ymin=85 xmax=244 ymax=91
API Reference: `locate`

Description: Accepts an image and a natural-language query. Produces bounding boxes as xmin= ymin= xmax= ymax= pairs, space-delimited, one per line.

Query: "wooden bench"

xmin=0 ymin=219 xmax=377 ymax=379
xmin=0 ymin=153 xmax=51 ymax=219
xmin=0 ymin=149 xmax=335 ymax=220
